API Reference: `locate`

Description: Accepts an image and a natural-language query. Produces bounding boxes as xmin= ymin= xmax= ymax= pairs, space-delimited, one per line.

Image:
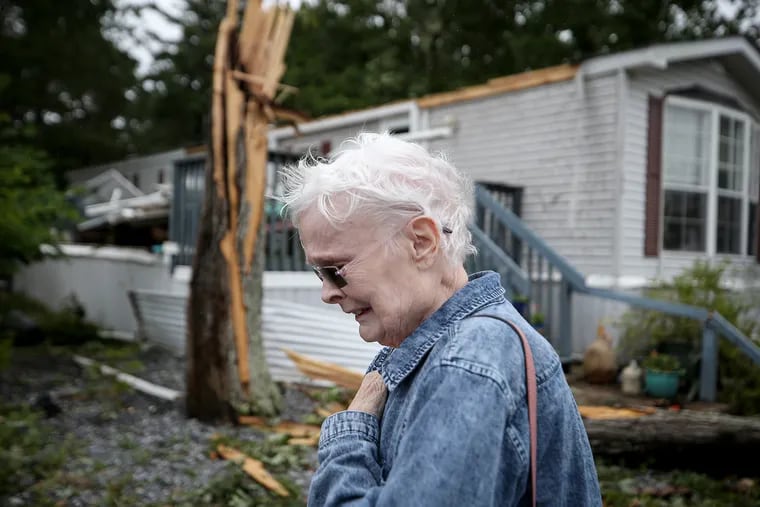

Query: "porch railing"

xmin=471 ymin=183 xmax=760 ymax=402
xmin=171 ymin=152 xmax=307 ymax=271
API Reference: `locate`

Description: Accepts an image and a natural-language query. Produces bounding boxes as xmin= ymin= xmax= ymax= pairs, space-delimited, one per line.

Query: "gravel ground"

xmin=0 ymin=342 xmax=319 ymax=506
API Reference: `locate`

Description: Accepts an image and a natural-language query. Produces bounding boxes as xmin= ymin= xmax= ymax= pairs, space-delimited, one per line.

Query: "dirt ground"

xmin=4 ymin=342 xmax=760 ymax=506
xmin=565 ymin=363 xmax=731 ymax=413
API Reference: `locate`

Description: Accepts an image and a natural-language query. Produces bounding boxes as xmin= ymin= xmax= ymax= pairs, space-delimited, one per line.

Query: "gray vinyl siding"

xmin=622 ymin=60 xmax=760 ymax=281
xmin=67 ymin=149 xmax=185 ymax=194
xmin=426 ymin=74 xmax=620 ymax=276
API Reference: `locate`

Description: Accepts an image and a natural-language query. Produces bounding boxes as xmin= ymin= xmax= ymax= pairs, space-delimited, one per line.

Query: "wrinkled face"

xmin=299 ymin=208 xmax=437 ymax=348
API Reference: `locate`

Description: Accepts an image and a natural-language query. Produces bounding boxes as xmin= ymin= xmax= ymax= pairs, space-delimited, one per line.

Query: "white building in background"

xmin=270 ymin=36 xmax=760 ymax=288
xmin=14 ymin=37 xmax=760 ymax=377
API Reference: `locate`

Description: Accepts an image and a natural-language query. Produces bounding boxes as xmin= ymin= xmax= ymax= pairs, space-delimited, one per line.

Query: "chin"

xmin=359 ymin=333 xmax=377 ymax=344
xmin=358 ymin=323 xmax=403 ymax=348
xmin=358 ymin=327 xmax=379 ymax=344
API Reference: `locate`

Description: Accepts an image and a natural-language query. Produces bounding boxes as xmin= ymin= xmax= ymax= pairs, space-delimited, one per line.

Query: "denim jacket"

xmin=309 ymin=271 xmax=602 ymax=506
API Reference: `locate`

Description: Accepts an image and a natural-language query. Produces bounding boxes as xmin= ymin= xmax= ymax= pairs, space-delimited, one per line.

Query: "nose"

xmin=320 ymin=279 xmax=344 ymax=304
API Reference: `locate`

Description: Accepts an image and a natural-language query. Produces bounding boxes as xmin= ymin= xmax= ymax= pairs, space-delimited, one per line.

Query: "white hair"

xmin=278 ymin=132 xmax=476 ymax=265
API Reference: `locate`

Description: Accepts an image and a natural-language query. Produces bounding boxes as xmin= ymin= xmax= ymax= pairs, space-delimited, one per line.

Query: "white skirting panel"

xmin=129 ymin=288 xmax=381 ymax=384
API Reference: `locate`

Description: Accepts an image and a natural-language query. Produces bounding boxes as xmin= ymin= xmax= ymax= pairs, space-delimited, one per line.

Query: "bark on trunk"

xmin=584 ymin=409 xmax=760 ymax=475
xmin=185 ymin=1 xmax=294 ymax=423
xmin=231 ymin=128 xmax=282 ymax=416
xmin=185 ymin=152 xmax=235 ymax=422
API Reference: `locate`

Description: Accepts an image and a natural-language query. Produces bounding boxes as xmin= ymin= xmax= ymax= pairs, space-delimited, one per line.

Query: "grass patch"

xmin=77 ymin=339 xmax=142 ymax=364
xmin=164 ymin=432 xmax=312 ymax=507
xmin=168 ymin=466 xmax=306 ymax=507
xmin=0 ymin=403 xmax=82 ymax=505
xmin=211 ymin=432 xmax=311 ymax=478
xmin=598 ymin=460 xmax=760 ymax=506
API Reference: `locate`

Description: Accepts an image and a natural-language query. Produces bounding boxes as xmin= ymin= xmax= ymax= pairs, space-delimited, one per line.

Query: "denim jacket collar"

xmin=371 ymin=271 xmax=505 ymax=391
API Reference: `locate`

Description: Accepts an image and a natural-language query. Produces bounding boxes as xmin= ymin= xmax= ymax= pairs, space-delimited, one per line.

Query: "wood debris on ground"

xmin=578 ymin=405 xmax=657 ymax=420
xmin=283 ymin=349 xmax=364 ymax=390
xmin=238 ymin=415 xmax=321 ymax=446
xmin=314 ymin=401 xmax=347 ymax=419
xmin=216 ymin=444 xmax=290 ymax=497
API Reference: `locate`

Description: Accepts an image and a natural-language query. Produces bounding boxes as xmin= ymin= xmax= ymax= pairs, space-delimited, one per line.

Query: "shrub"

xmin=641 ymin=351 xmax=682 ymax=373
xmin=617 ymin=260 xmax=760 ymax=415
xmin=0 ymin=292 xmax=100 ymax=347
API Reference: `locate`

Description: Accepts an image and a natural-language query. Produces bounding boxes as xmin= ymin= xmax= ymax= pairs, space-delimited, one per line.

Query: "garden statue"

xmin=583 ymin=324 xmax=618 ymax=384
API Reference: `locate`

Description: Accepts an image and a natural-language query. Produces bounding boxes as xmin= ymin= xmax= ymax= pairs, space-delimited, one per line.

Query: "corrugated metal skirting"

xmin=129 ymin=289 xmax=381 ymax=384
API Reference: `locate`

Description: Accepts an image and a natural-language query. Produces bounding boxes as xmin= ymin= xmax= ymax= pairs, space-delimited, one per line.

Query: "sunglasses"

xmin=309 ymin=224 xmax=452 ymax=289
xmin=311 ymin=265 xmax=348 ymax=288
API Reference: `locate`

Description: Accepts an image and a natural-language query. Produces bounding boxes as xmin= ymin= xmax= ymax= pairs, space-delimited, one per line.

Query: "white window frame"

xmin=750 ymin=124 xmax=760 ymax=256
xmin=661 ymin=95 xmax=755 ymax=257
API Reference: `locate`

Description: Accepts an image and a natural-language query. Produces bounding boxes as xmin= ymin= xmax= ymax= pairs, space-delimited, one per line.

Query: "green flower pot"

xmin=645 ymin=369 xmax=680 ymax=398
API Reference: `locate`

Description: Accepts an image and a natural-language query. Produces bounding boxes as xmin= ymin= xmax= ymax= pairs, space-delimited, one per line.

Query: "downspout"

xmin=418 ymin=104 xmax=432 ymax=149
xmin=410 ymin=101 xmax=421 ymax=134
xmin=613 ymin=68 xmax=628 ymax=287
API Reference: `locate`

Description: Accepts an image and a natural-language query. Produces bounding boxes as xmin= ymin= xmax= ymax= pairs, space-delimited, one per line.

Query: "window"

xmin=662 ymin=106 xmax=710 ymax=251
xmin=661 ymin=97 xmax=759 ymax=257
xmin=749 ymin=125 xmax=760 ymax=256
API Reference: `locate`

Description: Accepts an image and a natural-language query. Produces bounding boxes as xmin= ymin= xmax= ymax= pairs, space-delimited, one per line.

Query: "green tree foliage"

xmin=280 ymin=0 xmax=759 ymax=118
xmin=283 ymin=0 xmax=412 ymax=117
xmin=0 ymin=105 xmax=75 ymax=277
xmin=128 ymin=0 xmax=227 ymax=153
xmin=0 ymin=0 xmax=138 ymax=176
xmin=123 ymin=0 xmax=760 ymax=146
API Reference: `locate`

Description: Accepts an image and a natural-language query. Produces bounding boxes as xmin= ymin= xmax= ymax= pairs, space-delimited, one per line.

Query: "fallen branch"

xmin=283 ymin=349 xmax=364 ymax=390
xmin=216 ymin=444 xmax=289 ymax=497
xmin=578 ymin=405 xmax=656 ymax=420
xmin=72 ymin=355 xmax=181 ymax=402
xmin=287 ymin=435 xmax=320 ymax=446
xmin=238 ymin=416 xmax=321 ymax=441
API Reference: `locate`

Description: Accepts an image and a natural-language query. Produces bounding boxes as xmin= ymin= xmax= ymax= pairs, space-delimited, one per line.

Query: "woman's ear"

xmin=407 ymin=216 xmax=439 ymax=268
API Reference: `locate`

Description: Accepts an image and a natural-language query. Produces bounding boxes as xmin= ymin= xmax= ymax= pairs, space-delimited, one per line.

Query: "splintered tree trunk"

xmin=186 ymin=150 xmax=235 ymax=422
xmin=186 ymin=129 xmax=282 ymax=422
xmin=231 ymin=127 xmax=281 ymax=416
xmin=185 ymin=0 xmax=294 ymax=423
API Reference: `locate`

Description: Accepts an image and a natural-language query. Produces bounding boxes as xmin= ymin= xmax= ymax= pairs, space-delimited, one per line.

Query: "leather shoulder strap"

xmin=472 ymin=314 xmax=537 ymax=507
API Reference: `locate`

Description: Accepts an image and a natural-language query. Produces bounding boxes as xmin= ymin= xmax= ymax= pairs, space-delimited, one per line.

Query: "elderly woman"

xmin=281 ymin=133 xmax=601 ymax=506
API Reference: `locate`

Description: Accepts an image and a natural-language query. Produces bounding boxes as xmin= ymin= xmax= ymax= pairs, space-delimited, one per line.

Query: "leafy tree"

xmin=280 ymin=0 xmax=759 ymax=118
xmin=0 ymin=84 xmax=75 ymax=277
xmin=127 ymin=0 xmax=226 ymax=152
xmin=0 ymin=0 xmax=139 ymax=177
xmin=282 ymin=0 xmax=411 ymax=116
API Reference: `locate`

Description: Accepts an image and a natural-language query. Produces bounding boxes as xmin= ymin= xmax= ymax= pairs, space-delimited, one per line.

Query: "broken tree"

xmin=584 ymin=408 xmax=760 ymax=475
xmin=186 ymin=0 xmax=296 ymax=422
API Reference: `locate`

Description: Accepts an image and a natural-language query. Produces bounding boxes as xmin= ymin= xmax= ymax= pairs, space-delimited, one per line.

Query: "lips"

xmin=350 ymin=307 xmax=371 ymax=319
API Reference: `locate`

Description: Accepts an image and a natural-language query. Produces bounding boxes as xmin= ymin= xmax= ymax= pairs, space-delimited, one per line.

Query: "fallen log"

xmin=583 ymin=408 xmax=760 ymax=475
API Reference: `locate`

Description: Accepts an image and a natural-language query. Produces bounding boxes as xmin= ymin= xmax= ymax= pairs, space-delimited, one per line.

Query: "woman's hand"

xmin=347 ymin=371 xmax=388 ymax=419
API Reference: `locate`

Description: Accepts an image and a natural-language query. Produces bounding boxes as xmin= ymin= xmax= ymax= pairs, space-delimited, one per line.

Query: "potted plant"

xmin=511 ymin=294 xmax=529 ymax=318
xmin=642 ymin=351 xmax=683 ymax=399
xmin=530 ymin=312 xmax=545 ymax=335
